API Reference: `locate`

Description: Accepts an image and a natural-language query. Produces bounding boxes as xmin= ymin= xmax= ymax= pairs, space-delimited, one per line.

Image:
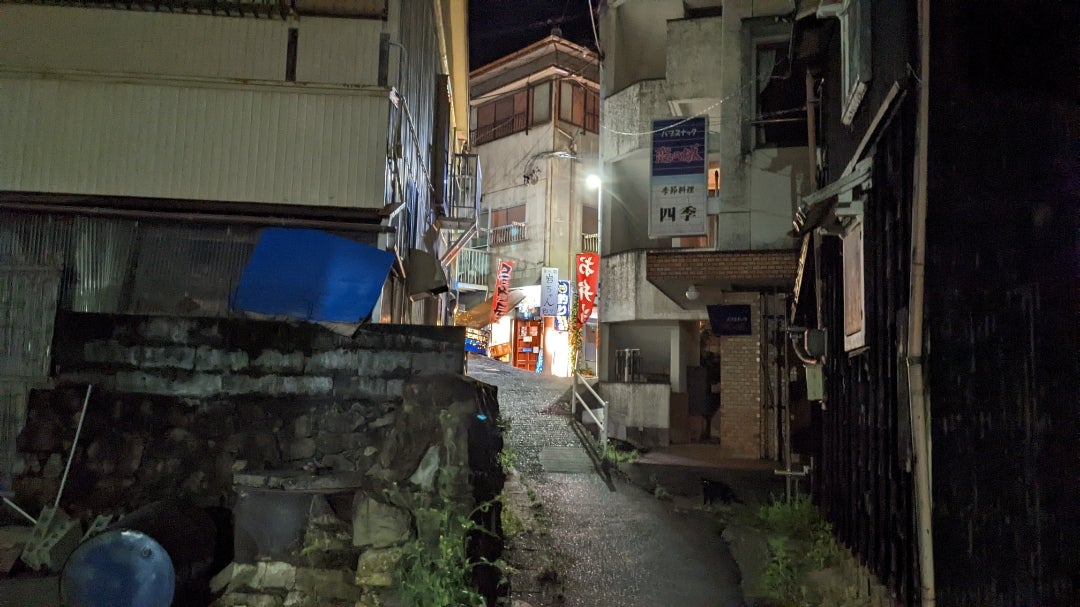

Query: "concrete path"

xmin=467 ymin=356 xmax=745 ymax=607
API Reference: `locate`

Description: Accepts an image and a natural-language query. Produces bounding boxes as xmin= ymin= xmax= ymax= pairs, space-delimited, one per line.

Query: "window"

xmin=819 ymin=0 xmax=872 ymax=125
xmin=488 ymin=204 xmax=528 ymax=246
xmin=558 ymin=81 xmax=600 ymax=133
xmin=708 ymin=161 xmax=721 ymax=197
xmin=472 ymin=83 xmax=552 ymax=145
xmin=753 ymin=39 xmax=809 ymax=148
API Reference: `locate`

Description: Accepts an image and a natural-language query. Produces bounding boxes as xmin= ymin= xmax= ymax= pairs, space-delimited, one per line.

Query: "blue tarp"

xmin=232 ymin=228 xmax=395 ymax=323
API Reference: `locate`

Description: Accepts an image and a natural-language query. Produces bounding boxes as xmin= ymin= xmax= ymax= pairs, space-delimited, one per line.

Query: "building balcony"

xmin=437 ymin=153 xmax=483 ymax=231
xmin=488 ymin=223 xmax=529 ymax=246
xmin=581 ymin=233 xmax=598 ymax=253
xmin=452 ymin=247 xmax=491 ymax=291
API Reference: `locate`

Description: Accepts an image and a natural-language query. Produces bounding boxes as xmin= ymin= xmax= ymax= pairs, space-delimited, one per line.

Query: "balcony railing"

xmin=488 ymin=223 xmax=529 ymax=246
xmin=472 ymin=112 xmax=529 ymax=145
xmin=453 ymin=247 xmax=491 ymax=289
xmin=581 ymin=233 xmax=598 ymax=253
xmin=438 ymin=153 xmax=482 ymax=231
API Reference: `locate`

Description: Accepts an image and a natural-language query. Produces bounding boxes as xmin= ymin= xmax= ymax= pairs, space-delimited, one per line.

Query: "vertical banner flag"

xmin=575 ymin=253 xmax=600 ymax=326
xmin=540 ymin=267 xmax=559 ymax=317
xmin=490 ymin=260 xmax=515 ymax=325
xmin=555 ymin=280 xmax=571 ymax=331
xmin=649 ymin=117 xmax=708 ymax=238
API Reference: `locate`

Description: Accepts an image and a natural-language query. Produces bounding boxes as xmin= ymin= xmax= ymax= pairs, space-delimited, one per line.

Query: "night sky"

xmin=469 ymin=0 xmax=598 ymax=70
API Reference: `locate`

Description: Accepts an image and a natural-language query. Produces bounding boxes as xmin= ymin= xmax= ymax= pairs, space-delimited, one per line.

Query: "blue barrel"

xmin=60 ymin=529 xmax=175 ymax=607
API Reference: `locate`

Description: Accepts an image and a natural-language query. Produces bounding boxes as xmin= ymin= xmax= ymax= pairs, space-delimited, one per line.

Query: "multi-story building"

xmin=0 ymin=0 xmax=474 ymax=327
xmin=0 ymin=0 xmax=473 ymax=493
xmin=455 ymin=34 xmax=600 ymax=376
xmin=596 ymin=0 xmax=810 ymax=453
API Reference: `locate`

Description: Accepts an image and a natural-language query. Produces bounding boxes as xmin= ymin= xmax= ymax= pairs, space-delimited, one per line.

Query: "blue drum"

xmin=60 ymin=529 xmax=175 ymax=607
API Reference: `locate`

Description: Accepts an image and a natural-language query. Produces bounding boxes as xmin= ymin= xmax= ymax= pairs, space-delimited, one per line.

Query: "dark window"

xmin=558 ymin=81 xmax=599 ymax=133
xmin=753 ymin=39 xmax=809 ymax=148
xmin=286 ymin=28 xmax=298 ymax=82
xmin=472 ymin=83 xmax=551 ymax=145
xmin=491 ymin=204 xmax=526 ymax=228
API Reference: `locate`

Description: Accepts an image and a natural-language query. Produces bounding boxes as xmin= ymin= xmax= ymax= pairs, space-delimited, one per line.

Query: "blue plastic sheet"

xmin=232 ymin=228 xmax=395 ymax=323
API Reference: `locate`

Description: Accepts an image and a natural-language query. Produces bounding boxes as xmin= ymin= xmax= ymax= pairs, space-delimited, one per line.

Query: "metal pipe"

xmin=55 ymin=385 xmax=92 ymax=509
xmin=806 ymin=69 xmax=819 ymax=191
xmin=3 ymin=497 xmax=36 ymax=525
xmin=749 ymin=117 xmax=807 ymax=125
xmin=781 ymin=296 xmax=792 ymax=501
xmin=908 ymin=0 xmax=936 ymax=604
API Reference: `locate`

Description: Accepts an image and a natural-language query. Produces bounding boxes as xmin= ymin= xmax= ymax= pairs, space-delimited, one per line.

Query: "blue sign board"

xmin=554 ymin=280 xmax=571 ymax=331
xmin=707 ymin=304 xmax=753 ymax=336
xmin=649 ymin=117 xmax=708 ymax=238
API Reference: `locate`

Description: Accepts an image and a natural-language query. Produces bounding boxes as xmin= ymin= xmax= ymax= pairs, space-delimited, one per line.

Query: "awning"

xmin=455 ymin=291 xmax=526 ymax=329
xmin=232 ymin=228 xmax=395 ymax=323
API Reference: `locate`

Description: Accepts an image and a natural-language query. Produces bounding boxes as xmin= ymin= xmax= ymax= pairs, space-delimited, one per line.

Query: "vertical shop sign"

xmin=575 ymin=253 xmax=600 ymax=327
xmin=540 ymin=267 xmax=559 ymax=316
xmin=649 ymin=117 xmax=708 ymax=238
xmin=555 ymin=280 xmax=571 ymax=331
xmin=490 ymin=260 xmax=515 ymax=325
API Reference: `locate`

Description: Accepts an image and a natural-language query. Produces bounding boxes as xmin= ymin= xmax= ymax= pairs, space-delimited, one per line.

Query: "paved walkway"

xmin=467 ymin=356 xmax=745 ymax=607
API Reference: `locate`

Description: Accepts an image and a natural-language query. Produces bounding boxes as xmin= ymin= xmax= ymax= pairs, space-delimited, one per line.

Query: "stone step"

xmin=538 ymin=446 xmax=595 ymax=474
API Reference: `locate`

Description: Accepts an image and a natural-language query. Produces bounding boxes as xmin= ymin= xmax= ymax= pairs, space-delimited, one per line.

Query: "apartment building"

xmin=597 ymin=0 xmax=810 ymax=452
xmin=456 ymin=35 xmax=600 ymax=376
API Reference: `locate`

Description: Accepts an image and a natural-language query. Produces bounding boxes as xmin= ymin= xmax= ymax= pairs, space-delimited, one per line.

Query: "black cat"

xmin=701 ymin=478 xmax=743 ymax=506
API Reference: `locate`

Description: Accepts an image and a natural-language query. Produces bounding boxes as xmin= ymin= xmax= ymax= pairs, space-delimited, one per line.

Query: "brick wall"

xmin=716 ymin=294 xmax=762 ymax=458
xmin=646 ymin=249 xmax=798 ymax=283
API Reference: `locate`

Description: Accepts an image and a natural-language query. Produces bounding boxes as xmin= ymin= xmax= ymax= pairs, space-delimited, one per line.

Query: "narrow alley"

xmin=467 ymin=356 xmax=744 ymax=607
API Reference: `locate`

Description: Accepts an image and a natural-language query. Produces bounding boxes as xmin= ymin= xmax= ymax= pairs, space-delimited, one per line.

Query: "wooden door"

xmin=512 ymin=319 xmax=542 ymax=371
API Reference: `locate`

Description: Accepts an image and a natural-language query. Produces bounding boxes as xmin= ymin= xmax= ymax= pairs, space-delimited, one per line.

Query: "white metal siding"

xmin=0 ymin=5 xmax=286 ymax=82
xmin=0 ymin=6 xmax=385 ymax=86
xmin=0 ymin=76 xmax=390 ymax=208
xmin=296 ymin=17 xmax=383 ymax=85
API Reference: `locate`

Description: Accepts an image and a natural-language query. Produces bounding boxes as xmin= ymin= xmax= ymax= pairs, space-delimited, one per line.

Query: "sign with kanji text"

xmin=555 ymin=280 xmax=571 ymax=331
xmin=649 ymin=117 xmax=708 ymax=238
xmin=575 ymin=253 xmax=599 ymax=327
xmin=540 ymin=267 xmax=559 ymax=317
xmin=490 ymin=260 xmax=515 ymax=325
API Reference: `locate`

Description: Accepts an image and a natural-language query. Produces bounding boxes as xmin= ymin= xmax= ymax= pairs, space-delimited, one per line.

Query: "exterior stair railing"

xmin=571 ymin=371 xmax=607 ymax=451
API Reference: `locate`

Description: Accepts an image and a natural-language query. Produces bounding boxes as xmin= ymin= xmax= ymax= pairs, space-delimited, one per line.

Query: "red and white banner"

xmin=575 ymin=253 xmax=599 ymax=326
xmin=490 ymin=259 xmax=515 ymax=325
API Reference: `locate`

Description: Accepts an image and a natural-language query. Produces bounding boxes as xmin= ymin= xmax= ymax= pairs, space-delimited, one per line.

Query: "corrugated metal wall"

xmin=0 ymin=5 xmax=382 ymax=85
xmin=0 ymin=76 xmax=390 ymax=208
xmin=0 ymin=212 xmax=380 ymax=317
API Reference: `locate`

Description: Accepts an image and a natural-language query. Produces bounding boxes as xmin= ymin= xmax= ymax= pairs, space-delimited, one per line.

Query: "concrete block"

xmin=352 ymin=496 xmax=411 ymax=549
xmin=254 ymin=561 xmax=297 ymax=590
xmin=252 ymin=350 xmax=305 ymax=374
xmin=354 ymin=547 xmax=403 ymax=587
xmin=294 ymin=568 xmax=362 ymax=601
xmin=138 ymin=318 xmax=196 ymax=344
xmin=141 ymin=346 xmax=196 ymax=370
xmin=195 ymin=346 xmax=250 ymax=372
xmin=306 ymin=350 xmax=361 ymax=373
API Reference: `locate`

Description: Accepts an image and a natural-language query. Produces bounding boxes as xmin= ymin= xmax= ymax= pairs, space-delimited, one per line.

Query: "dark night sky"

xmin=468 ymin=0 xmax=598 ymax=70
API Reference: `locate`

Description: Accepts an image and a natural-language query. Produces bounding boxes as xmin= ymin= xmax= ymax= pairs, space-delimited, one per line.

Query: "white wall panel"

xmin=0 ymin=5 xmax=286 ymax=82
xmin=0 ymin=6 xmax=384 ymax=86
xmin=0 ymin=76 xmax=390 ymax=209
xmin=296 ymin=17 xmax=383 ymax=85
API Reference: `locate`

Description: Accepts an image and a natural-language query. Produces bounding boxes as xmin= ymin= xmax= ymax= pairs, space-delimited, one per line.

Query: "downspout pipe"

xmin=908 ymin=0 xmax=936 ymax=605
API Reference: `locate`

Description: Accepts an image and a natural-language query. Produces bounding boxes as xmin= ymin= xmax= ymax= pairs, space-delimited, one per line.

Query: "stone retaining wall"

xmin=12 ymin=313 xmax=467 ymax=516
